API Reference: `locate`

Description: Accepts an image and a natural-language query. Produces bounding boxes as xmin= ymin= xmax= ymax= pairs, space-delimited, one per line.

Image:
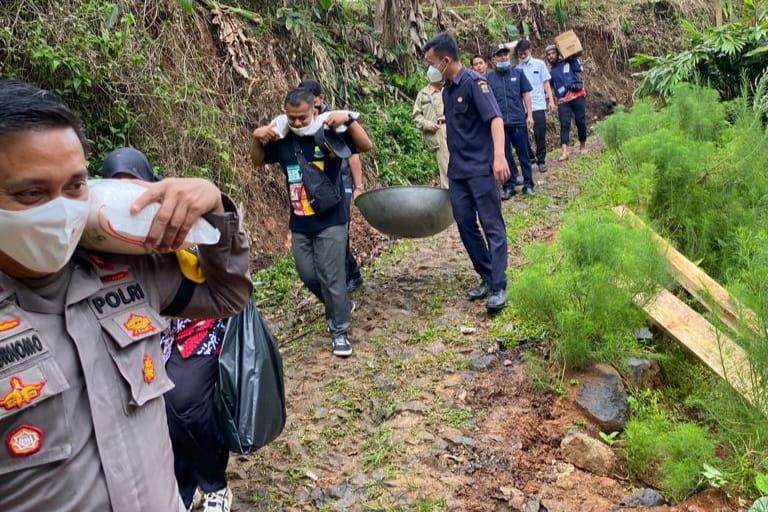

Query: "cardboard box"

xmin=555 ymin=30 xmax=583 ymax=59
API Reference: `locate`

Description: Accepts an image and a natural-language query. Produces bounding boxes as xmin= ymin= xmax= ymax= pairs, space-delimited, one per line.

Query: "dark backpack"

xmin=292 ymin=136 xmax=341 ymax=214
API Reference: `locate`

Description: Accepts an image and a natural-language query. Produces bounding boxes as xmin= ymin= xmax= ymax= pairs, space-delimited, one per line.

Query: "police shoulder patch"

xmin=478 ymin=80 xmax=491 ymax=94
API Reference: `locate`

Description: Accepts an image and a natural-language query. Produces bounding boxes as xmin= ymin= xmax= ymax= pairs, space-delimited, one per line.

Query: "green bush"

xmin=623 ymin=412 xmax=718 ymax=501
xmin=509 ymin=211 xmax=669 ymax=369
xmin=594 ymin=79 xmax=768 ymax=499
xmin=357 ymin=99 xmax=437 ymax=185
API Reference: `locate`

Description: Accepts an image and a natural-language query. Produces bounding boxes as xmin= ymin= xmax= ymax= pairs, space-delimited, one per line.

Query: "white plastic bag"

xmin=79 ymin=179 xmax=221 ymax=255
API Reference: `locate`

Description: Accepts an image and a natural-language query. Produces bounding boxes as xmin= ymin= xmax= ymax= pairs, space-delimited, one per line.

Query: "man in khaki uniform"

xmin=0 ymin=79 xmax=252 ymax=512
xmin=412 ymin=78 xmax=450 ymax=188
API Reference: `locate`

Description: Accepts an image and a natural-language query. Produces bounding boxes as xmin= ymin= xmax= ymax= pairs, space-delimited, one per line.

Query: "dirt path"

xmin=228 ymin=143 xmax=733 ymax=512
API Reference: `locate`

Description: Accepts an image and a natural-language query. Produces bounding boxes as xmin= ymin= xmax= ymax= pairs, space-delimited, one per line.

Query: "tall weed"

xmin=594 ymin=80 xmax=768 ymax=498
xmin=509 ymin=212 xmax=668 ymax=369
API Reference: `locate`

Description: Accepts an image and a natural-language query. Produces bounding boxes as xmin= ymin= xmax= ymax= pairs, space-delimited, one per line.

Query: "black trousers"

xmin=558 ymin=96 xmax=588 ymax=145
xmin=527 ymin=109 xmax=547 ymax=165
xmin=165 ymin=348 xmax=229 ymax=509
xmin=501 ymin=124 xmax=534 ymax=191
xmin=449 ymin=173 xmax=508 ymax=291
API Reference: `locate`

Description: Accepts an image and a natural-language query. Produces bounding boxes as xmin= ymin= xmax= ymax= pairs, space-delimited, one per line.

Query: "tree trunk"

xmin=431 ymin=0 xmax=447 ymax=32
xmin=374 ymin=0 xmax=427 ymax=57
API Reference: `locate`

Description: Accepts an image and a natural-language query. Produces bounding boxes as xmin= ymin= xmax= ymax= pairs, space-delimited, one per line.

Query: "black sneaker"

xmin=467 ymin=281 xmax=491 ymax=301
xmin=486 ymin=289 xmax=507 ymax=313
xmin=522 ymin=186 xmax=534 ymax=196
xmin=347 ymin=276 xmax=363 ymax=293
xmin=501 ymin=188 xmax=515 ymax=201
xmin=538 ymin=163 xmax=548 ymax=173
xmin=332 ymin=335 xmax=353 ymax=357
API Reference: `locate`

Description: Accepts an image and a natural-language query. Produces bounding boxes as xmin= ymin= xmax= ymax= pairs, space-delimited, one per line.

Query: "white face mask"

xmin=288 ymin=116 xmax=323 ymax=137
xmin=426 ymin=64 xmax=444 ymax=83
xmin=0 ymin=196 xmax=90 ymax=274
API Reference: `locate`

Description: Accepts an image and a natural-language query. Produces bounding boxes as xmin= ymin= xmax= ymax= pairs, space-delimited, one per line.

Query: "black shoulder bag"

xmin=291 ymin=136 xmax=341 ymax=214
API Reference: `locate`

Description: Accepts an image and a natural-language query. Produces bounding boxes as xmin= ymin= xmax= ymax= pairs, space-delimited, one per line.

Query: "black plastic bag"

xmin=216 ymin=300 xmax=286 ymax=454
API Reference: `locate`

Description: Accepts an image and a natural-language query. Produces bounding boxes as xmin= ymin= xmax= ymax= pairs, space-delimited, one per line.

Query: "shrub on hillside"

xmin=509 ymin=212 xmax=669 ymax=369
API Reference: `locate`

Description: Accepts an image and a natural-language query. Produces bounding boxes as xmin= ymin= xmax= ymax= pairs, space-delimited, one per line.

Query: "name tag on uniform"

xmin=511 ymin=77 xmax=518 ymax=82
xmin=0 ymin=304 xmax=70 ymax=421
xmin=89 ymin=281 xmax=148 ymax=319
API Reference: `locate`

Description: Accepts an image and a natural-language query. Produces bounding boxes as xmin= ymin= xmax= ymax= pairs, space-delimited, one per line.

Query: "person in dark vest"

xmin=423 ymin=32 xmax=509 ymax=313
xmin=486 ymin=43 xmax=535 ymax=199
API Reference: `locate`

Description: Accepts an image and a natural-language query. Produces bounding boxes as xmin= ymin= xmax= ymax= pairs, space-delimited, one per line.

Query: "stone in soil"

xmin=576 ymin=363 xmax=628 ymax=431
xmin=617 ymin=488 xmax=666 ymax=508
xmin=623 ymin=357 xmax=662 ymax=389
xmin=472 ymin=354 xmax=495 ymax=369
xmin=560 ymin=432 xmax=616 ymax=477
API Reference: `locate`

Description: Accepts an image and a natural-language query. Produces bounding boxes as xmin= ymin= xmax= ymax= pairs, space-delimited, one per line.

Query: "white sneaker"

xmin=203 ymin=486 xmax=232 ymax=512
xmin=191 ymin=488 xmax=203 ymax=510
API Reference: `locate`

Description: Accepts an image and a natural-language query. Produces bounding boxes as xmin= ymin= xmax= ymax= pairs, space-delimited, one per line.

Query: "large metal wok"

xmin=355 ymin=186 xmax=454 ymax=238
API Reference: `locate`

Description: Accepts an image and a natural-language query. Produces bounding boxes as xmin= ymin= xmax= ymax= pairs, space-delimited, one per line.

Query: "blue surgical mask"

xmin=496 ymin=61 xmax=512 ymax=70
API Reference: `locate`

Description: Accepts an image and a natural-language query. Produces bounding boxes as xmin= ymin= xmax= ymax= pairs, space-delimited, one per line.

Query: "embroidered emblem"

xmin=313 ymin=145 xmax=323 ymax=158
xmin=87 ymin=253 xmax=113 ymax=271
xmin=0 ymin=376 xmax=46 ymax=410
xmin=123 ymin=313 xmax=156 ymax=337
xmin=143 ymin=355 xmax=155 ymax=384
xmin=6 ymin=425 xmax=43 ymax=457
xmin=479 ymin=82 xmax=490 ymax=93
xmin=100 ymin=270 xmax=130 ymax=283
xmin=0 ymin=319 xmax=20 ymax=333
xmin=457 ymin=96 xmax=463 ymax=103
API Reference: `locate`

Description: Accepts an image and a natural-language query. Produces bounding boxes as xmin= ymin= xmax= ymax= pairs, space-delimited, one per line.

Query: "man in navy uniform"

xmin=423 ymin=31 xmax=510 ymax=313
xmin=486 ymin=43 xmax=535 ymax=199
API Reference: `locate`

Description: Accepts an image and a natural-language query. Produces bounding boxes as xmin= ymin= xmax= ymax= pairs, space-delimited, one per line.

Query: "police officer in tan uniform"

xmin=0 ymin=80 xmax=252 ymax=511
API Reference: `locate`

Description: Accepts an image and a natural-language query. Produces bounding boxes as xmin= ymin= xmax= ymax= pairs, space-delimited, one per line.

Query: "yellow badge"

xmin=0 ymin=376 xmax=46 ymax=410
xmin=143 ymin=355 xmax=155 ymax=384
xmin=313 ymin=146 xmax=323 ymax=158
xmin=123 ymin=313 xmax=156 ymax=337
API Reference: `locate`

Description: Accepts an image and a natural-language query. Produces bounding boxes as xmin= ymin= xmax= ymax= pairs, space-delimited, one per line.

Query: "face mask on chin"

xmin=288 ymin=116 xmax=322 ymax=137
xmin=0 ymin=196 xmax=90 ymax=274
xmin=496 ymin=61 xmax=512 ymax=70
xmin=521 ymin=55 xmax=532 ymax=63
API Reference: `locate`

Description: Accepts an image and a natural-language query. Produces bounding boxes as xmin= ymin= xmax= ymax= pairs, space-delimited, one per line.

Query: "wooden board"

xmin=614 ymin=205 xmax=757 ymax=333
xmin=642 ymin=288 xmax=760 ymax=408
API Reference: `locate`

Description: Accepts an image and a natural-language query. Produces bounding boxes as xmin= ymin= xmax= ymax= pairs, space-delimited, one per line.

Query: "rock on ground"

xmin=560 ymin=432 xmax=616 ymax=477
xmin=576 ymin=363 xmax=628 ymax=431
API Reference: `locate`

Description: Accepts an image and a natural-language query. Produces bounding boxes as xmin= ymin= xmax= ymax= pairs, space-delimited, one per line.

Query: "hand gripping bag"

xmin=215 ymin=300 xmax=286 ymax=454
xmin=79 ymin=179 xmax=220 ymax=254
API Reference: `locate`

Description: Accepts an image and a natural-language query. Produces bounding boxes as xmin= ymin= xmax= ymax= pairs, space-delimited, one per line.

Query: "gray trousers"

xmin=291 ymin=224 xmax=351 ymax=337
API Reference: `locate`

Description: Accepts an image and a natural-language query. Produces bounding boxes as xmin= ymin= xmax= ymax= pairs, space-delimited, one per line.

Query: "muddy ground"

xmin=227 ymin=144 xmax=735 ymax=512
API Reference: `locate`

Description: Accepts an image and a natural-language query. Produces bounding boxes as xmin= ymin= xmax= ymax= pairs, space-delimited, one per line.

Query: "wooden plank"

xmin=614 ymin=205 xmax=757 ymax=333
xmin=643 ymin=288 xmax=761 ymax=409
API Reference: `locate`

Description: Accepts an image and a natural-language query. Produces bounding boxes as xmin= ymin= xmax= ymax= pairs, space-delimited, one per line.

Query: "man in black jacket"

xmin=486 ymin=44 xmax=535 ymax=198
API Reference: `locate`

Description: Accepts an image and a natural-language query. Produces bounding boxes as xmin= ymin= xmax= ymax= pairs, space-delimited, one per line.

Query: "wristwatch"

xmin=345 ymin=111 xmax=360 ymax=126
